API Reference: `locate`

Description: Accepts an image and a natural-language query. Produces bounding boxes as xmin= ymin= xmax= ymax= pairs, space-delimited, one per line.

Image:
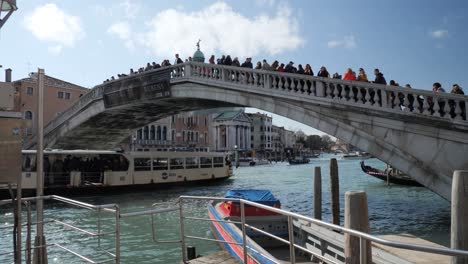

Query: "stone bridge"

xmin=25 ymin=62 xmax=468 ymax=200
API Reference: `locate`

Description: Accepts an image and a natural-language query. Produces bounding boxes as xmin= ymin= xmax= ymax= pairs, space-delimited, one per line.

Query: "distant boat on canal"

xmin=342 ymin=151 xmax=372 ymax=160
xmin=360 ymin=161 xmax=423 ymax=187
xmin=288 ymin=156 xmax=310 ymax=165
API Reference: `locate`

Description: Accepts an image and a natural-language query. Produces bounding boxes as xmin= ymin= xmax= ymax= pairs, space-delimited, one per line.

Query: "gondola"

xmin=360 ymin=161 xmax=423 ymax=187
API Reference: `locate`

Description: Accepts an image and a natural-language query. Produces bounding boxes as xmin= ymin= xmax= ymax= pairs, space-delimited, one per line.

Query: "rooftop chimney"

xmin=5 ymin=68 xmax=12 ymax=82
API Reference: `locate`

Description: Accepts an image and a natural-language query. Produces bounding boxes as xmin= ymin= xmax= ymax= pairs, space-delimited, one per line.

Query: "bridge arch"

xmin=28 ymin=62 xmax=468 ymax=200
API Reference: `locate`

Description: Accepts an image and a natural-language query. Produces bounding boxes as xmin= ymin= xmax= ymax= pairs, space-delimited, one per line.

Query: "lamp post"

xmin=0 ymin=0 xmax=18 ymax=29
xmin=234 ymin=145 xmax=239 ymax=168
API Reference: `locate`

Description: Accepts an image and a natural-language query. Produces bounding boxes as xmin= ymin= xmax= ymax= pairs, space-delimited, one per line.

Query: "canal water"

xmin=0 ymin=154 xmax=450 ymax=263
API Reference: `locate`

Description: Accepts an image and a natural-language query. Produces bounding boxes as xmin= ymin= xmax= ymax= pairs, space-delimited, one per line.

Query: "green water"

xmin=0 ymin=155 xmax=450 ymax=263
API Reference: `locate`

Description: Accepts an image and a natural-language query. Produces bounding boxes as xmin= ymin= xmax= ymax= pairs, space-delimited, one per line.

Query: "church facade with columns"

xmin=210 ymin=110 xmax=252 ymax=152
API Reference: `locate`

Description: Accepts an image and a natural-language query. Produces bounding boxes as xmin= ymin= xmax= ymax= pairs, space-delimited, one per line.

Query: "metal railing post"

xmin=240 ymin=202 xmax=248 ymax=264
xmin=115 ymin=205 xmax=120 ymax=264
xmin=26 ymin=201 xmax=32 ymax=264
xmin=179 ymin=199 xmax=187 ymax=263
xmin=288 ymin=215 xmax=296 ymax=264
xmin=360 ymin=237 xmax=367 ymax=264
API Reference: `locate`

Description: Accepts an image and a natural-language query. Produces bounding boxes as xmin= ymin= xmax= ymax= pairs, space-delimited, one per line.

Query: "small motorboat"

xmin=208 ymin=190 xmax=311 ymax=263
xmin=253 ymin=158 xmax=271 ymax=166
xmin=288 ymin=156 xmax=310 ymax=165
xmin=360 ymin=161 xmax=423 ymax=187
xmin=237 ymin=158 xmax=256 ymax=167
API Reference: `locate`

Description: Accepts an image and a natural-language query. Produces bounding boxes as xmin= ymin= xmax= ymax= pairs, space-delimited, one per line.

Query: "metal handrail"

xmin=0 ymin=195 xmax=120 ymax=264
xmin=178 ymin=195 xmax=468 ymax=264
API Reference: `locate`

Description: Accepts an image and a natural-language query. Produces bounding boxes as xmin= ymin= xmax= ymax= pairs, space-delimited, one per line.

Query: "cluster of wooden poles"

xmin=312 ymin=158 xmax=468 ymax=264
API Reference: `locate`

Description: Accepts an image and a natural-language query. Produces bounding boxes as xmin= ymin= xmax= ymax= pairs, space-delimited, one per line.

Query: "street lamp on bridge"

xmin=0 ymin=0 xmax=18 ymax=29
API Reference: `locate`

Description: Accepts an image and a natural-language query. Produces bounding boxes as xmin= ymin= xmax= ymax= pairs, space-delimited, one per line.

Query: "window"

xmin=170 ymin=158 xmax=184 ymax=170
xmin=200 ymin=157 xmax=212 ymax=168
xmin=157 ymin=126 xmax=161 ymax=140
xmin=137 ymin=129 xmax=143 ymax=140
xmin=134 ymin=158 xmax=151 ymax=171
xmin=213 ymin=157 xmax=224 ymax=167
xmin=195 ymin=132 xmax=199 ymax=142
xmin=144 ymin=126 xmax=149 ymax=140
xmin=251 ymin=127 xmax=254 ymax=132
xmin=163 ymin=126 xmax=167 ymax=140
xmin=153 ymin=158 xmax=168 ymax=170
xmin=150 ymin=126 xmax=155 ymax=140
xmin=185 ymin=157 xmax=199 ymax=169
xmin=65 ymin=92 xmax=71 ymax=100
xmin=25 ymin=111 xmax=33 ymax=120
xmin=171 ymin=116 xmax=175 ymax=124
xmin=251 ymin=135 xmax=254 ymax=141
xmin=58 ymin=91 xmax=64 ymax=99
xmin=171 ymin=130 xmax=175 ymax=141
xmin=27 ymin=87 xmax=33 ymax=95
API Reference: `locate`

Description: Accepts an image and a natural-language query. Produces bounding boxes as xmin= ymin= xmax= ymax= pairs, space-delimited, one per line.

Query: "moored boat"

xmin=208 ymin=190 xmax=306 ymax=263
xmin=0 ymin=150 xmax=233 ymax=198
xmin=360 ymin=161 xmax=423 ymax=187
xmin=288 ymin=156 xmax=310 ymax=165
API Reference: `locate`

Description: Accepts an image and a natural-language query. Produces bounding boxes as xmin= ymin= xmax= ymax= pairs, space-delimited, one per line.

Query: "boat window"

xmin=200 ymin=157 xmax=212 ymax=168
xmin=153 ymin=158 xmax=168 ymax=170
xmin=185 ymin=157 xmax=199 ymax=169
xmin=134 ymin=158 xmax=151 ymax=171
xmin=213 ymin=157 xmax=224 ymax=168
xmin=170 ymin=158 xmax=184 ymax=170
xmin=22 ymin=154 xmax=37 ymax=172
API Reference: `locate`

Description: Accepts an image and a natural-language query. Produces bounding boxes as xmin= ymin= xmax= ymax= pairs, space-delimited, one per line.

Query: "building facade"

xmin=13 ymin=71 xmax=89 ymax=138
xmin=131 ymin=111 xmax=212 ymax=152
xmin=248 ymin=112 xmax=273 ymax=157
xmin=210 ymin=110 xmax=252 ymax=152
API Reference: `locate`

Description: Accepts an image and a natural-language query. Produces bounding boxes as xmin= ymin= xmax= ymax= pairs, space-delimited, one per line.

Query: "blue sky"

xmin=1 ymin=0 xmax=467 ymax=134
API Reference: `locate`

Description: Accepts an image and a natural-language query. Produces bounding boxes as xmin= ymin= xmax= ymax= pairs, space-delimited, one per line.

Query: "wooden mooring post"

xmin=314 ymin=166 xmax=322 ymax=220
xmin=451 ymin=170 xmax=468 ymax=264
xmin=330 ymin=158 xmax=340 ymax=225
xmin=345 ymin=191 xmax=371 ymax=264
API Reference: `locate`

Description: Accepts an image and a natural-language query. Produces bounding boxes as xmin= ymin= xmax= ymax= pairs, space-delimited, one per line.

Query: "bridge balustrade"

xmin=174 ymin=62 xmax=467 ymax=122
xmin=25 ymin=62 xmax=467 ymax=149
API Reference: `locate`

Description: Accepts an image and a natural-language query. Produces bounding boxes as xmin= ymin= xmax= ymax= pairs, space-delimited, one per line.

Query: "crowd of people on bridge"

xmin=103 ymin=53 xmax=464 ymax=96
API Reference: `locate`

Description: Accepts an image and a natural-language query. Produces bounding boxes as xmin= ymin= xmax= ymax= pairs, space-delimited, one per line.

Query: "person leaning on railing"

xmin=449 ymin=84 xmax=466 ymax=119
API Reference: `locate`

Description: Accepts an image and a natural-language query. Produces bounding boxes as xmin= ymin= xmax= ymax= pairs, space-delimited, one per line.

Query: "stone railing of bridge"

xmin=26 ymin=62 xmax=468 ymax=149
xmin=172 ymin=62 xmax=468 ymax=124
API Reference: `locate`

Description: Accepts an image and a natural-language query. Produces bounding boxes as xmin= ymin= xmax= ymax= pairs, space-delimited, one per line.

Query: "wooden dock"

xmin=182 ymin=251 xmax=240 ymax=264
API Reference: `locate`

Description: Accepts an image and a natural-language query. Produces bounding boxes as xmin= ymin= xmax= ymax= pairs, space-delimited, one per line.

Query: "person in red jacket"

xmin=343 ymin=68 xmax=357 ymax=81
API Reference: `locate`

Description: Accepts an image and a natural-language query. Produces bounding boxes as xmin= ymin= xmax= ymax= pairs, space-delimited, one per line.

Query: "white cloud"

xmin=23 ymin=3 xmax=84 ymax=51
xmin=133 ymin=2 xmax=302 ymax=58
xmin=107 ymin=21 xmax=135 ymax=49
xmin=327 ymin=35 xmax=356 ymax=49
xmin=48 ymin=45 xmax=63 ymax=55
xmin=120 ymin=0 xmax=140 ymax=20
xmin=430 ymin=29 xmax=448 ymax=39
xmin=108 ymin=22 xmax=131 ymax=39
xmin=255 ymin=0 xmax=276 ymax=7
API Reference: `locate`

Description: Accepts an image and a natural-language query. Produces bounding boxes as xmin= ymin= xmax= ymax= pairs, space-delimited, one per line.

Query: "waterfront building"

xmin=247 ymin=112 xmax=273 ymax=158
xmin=0 ymin=69 xmax=25 ymax=183
xmin=11 ymin=70 xmax=88 ymax=138
xmin=271 ymin=125 xmax=296 ymax=160
xmin=210 ymin=110 xmax=252 ymax=152
xmin=330 ymin=138 xmax=350 ymax=153
xmin=131 ymin=111 xmax=212 ymax=152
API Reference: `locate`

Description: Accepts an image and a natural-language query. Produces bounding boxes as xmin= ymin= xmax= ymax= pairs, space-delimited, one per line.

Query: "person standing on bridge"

xmin=262 ymin=59 xmax=272 ymax=70
xmin=317 ymin=66 xmax=330 ymax=78
xmin=304 ymin=64 xmax=314 ymax=76
xmin=343 ymin=68 xmax=357 ymax=81
xmin=241 ymin=58 xmax=253 ymax=68
xmin=357 ymin=68 xmax=368 ymax=82
xmin=175 ymin=54 xmax=184 ymax=64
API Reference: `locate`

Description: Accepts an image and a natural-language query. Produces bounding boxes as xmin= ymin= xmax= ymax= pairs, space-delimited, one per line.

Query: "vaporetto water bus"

xmin=0 ymin=149 xmax=232 ymax=198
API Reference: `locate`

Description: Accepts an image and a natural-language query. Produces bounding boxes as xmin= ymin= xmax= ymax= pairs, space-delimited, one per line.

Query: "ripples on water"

xmin=0 ymin=155 xmax=450 ymax=263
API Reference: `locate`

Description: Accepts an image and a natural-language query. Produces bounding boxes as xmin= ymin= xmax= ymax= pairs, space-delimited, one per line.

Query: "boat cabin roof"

xmin=225 ymin=190 xmax=280 ymax=206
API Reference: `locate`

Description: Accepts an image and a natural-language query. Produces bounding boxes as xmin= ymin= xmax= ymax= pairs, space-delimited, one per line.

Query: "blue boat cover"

xmin=225 ymin=189 xmax=280 ymax=206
